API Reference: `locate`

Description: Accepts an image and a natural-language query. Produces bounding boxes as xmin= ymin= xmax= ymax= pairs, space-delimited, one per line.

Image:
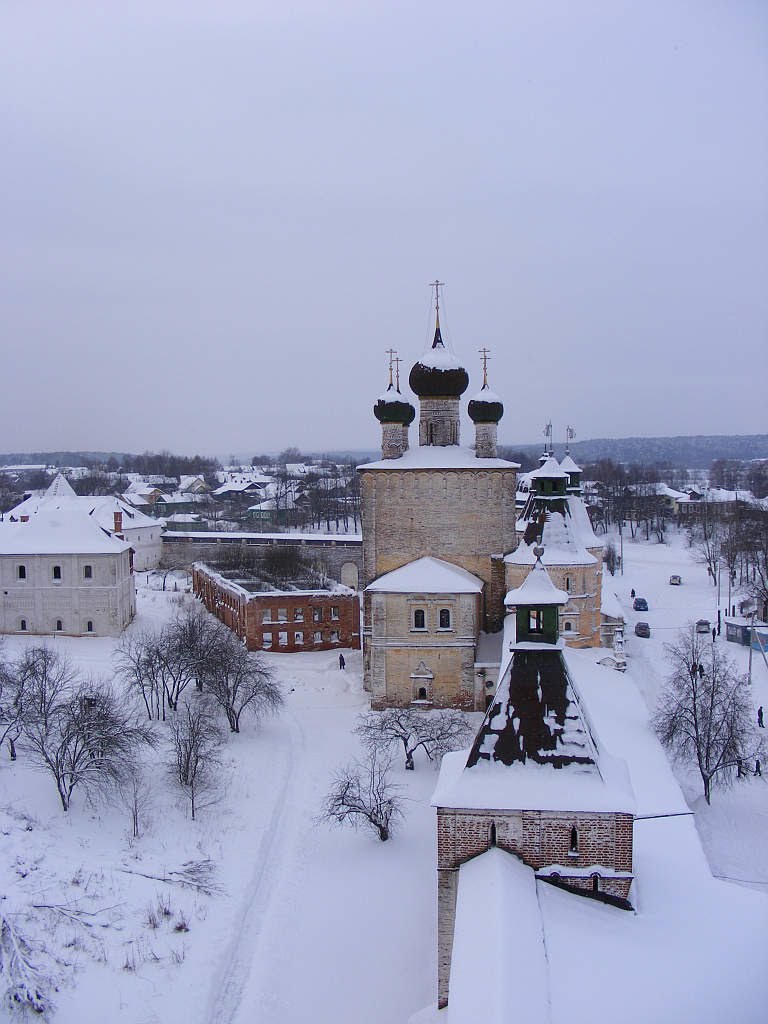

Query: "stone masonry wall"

xmin=436 ymin=806 xmax=634 ymax=1007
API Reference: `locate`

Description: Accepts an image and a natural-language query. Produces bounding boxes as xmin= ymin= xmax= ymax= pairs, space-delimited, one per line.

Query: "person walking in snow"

xmin=712 ymin=627 xmax=716 ymax=643
xmin=338 ymin=653 xmax=346 ymax=670
xmin=698 ymin=663 xmax=705 ymax=679
xmin=630 ymin=588 xmax=636 ymax=599
xmin=758 ymin=706 xmax=764 ymax=728
xmin=755 ymin=759 xmax=762 ymax=777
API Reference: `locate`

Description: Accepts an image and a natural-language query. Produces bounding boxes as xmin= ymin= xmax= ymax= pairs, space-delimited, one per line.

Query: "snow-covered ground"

xmin=1 ymin=529 xmax=765 ymax=1023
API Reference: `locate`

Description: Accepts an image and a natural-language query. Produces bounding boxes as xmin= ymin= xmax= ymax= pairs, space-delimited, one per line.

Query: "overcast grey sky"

xmin=2 ymin=1 xmax=766 ymax=457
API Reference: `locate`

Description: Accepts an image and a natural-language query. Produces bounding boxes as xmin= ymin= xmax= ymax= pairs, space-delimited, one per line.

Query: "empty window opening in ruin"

xmin=569 ymin=826 xmax=578 ymax=854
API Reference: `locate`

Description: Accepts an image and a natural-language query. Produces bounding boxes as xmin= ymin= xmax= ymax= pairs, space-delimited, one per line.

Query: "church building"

xmin=359 ymin=291 xmax=519 ymax=710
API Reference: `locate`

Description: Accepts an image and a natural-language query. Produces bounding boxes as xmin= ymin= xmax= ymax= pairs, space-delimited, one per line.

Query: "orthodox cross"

xmin=478 ymin=347 xmax=491 ymax=388
xmin=393 ymin=354 xmax=403 ymax=391
xmin=429 ymin=279 xmax=445 ymax=318
xmin=543 ymin=420 xmax=553 ymax=453
xmin=385 ymin=347 xmax=397 ymax=388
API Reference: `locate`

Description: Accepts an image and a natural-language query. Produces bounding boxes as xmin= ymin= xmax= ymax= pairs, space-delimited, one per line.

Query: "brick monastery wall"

xmin=436 ymin=807 xmax=634 ymax=1007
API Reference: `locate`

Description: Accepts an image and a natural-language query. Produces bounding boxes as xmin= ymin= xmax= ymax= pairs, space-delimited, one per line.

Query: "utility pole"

xmin=748 ymin=612 xmax=755 ymax=685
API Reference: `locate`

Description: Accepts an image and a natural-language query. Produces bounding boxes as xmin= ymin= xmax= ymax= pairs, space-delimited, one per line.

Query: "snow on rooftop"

xmin=45 ymin=472 xmax=77 ymax=498
xmin=0 ymin=510 xmax=131 ymax=555
xmin=529 ymin=455 xmax=568 ymax=479
xmin=504 ymin=559 xmax=569 ymax=606
xmin=359 ymin=445 xmax=519 ymax=471
xmin=468 ymin=385 xmax=502 ymax=404
xmin=600 ymin=586 xmax=625 ymax=621
xmin=10 ymin=491 xmax=158 ymax=534
xmin=414 ymin=343 xmax=465 ymax=371
xmin=558 ymin=454 xmax=582 ymax=474
xmin=366 ymin=556 xmax=484 ymax=594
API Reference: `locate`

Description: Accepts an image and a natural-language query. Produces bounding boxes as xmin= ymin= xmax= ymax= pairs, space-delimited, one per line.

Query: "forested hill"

xmin=502 ymin=434 xmax=768 ymax=469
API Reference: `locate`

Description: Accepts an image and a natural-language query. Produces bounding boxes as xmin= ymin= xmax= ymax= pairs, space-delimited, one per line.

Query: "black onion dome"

xmin=468 ymin=384 xmax=504 ymax=424
xmin=373 ymin=386 xmax=416 ymax=425
xmin=408 ymin=322 xmax=469 ymax=398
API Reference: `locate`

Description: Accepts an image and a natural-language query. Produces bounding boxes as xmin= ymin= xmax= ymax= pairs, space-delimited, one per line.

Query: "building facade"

xmin=192 ymin=562 xmax=360 ymax=653
xmin=0 ymin=511 xmax=136 ymax=637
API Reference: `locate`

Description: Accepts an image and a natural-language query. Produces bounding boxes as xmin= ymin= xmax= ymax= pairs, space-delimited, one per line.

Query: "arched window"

xmin=17 ymin=565 xmax=26 ymax=580
xmin=55 ymin=619 xmax=63 ymax=632
xmin=565 ymin=576 xmax=571 ymax=592
xmin=52 ymin=565 xmax=62 ymax=580
xmin=489 ymin=822 xmax=497 ymax=847
xmin=439 ymin=608 xmax=451 ymax=629
xmin=591 ymin=874 xmax=600 ymax=893
xmin=86 ymin=620 xmax=94 ymax=633
xmin=418 ymin=686 xmax=427 ymax=700
xmin=569 ymin=826 xmax=578 ymax=854
xmin=19 ymin=619 xmax=27 ymax=632
xmin=413 ymin=609 xmax=426 ymax=630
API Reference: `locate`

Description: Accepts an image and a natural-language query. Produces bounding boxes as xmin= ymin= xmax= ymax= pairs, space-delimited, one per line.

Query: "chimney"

xmin=113 ymin=510 xmax=123 ymax=534
xmin=20 ymin=515 xmax=29 ymax=523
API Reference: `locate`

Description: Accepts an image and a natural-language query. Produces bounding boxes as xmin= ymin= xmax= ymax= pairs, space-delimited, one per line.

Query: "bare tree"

xmin=116 ymin=766 xmax=155 ymax=838
xmin=653 ymin=627 xmax=762 ymax=804
xmin=168 ymin=697 xmax=223 ymax=821
xmin=319 ymin=751 xmax=402 ymax=841
xmin=0 ymin=643 xmax=26 ymax=760
xmin=355 ymin=707 xmax=473 ymax=770
xmin=24 ymin=675 xmax=154 ymax=812
xmin=603 ymin=540 xmax=618 ymax=576
xmin=202 ymin=633 xmax=282 ymax=733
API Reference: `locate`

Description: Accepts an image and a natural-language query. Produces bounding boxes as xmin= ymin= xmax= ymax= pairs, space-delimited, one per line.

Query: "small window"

xmin=312 ymin=608 xmax=322 ymax=623
xmin=19 ymin=619 xmax=27 ymax=632
xmin=262 ymin=609 xmax=273 ymax=624
xmin=313 ymin=631 xmax=322 ymax=643
xmin=565 ymin=576 xmax=571 ymax=592
xmin=439 ymin=608 xmax=451 ymax=629
xmin=489 ymin=823 xmax=497 ymax=847
xmin=330 ymin=606 xmax=339 ymax=621
xmin=17 ymin=565 xmax=26 ymax=580
xmin=277 ymin=608 xmax=288 ymax=622
xmin=564 ymin=621 xmax=572 ymax=632
xmin=278 ymin=631 xmax=288 ymax=646
xmin=294 ymin=608 xmax=304 ymax=622
xmin=86 ymin=620 xmax=94 ymax=633
xmin=529 ymin=609 xmax=543 ymax=633
xmin=262 ymin=632 xmax=273 ymax=647
xmin=330 ymin=630 xmax=339 ymax=643
xmin=413 ymin=609 xmax=426 ymax=630
xmin=52 ymin=565 xmax=62 ymax=581
xmin=294 ymin=630 xmax=304 ymax=645
xmin=83 ymin=565 xmax=93 ymax=580
xmin=591 ymin=874 xmax=600 ymax=893
xmin=569 ymin=826 xmax=578 ymax=854
xmin=55 ymin=619 xmax=63 ymax=632
xmin=417 ymin=686 xmax=427 ymax=700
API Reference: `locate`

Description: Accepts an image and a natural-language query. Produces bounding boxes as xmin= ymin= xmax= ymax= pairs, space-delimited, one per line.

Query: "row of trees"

xmin=0 ymin=606 xmax=283 ymax=817
xmin=688 ymin=505 xmax=768 ymax=617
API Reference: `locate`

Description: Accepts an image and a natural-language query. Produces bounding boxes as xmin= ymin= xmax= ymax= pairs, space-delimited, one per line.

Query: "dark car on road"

xmin=635 ymin=622 xmax=651 ymax=638
xmin=633 ymin=597 xmax=649 ymax=611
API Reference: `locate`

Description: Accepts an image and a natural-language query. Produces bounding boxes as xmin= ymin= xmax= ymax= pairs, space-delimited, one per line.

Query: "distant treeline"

xmin=500 ymin=434 xmax=768 ymax=470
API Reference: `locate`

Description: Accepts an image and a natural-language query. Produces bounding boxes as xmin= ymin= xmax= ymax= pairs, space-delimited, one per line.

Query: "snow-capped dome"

xmin=468 ymin=384 xmax=504 ymax=424
xmin=409 ymin=321 xmax=469 ymax=399
xmin=373 ymin=386 xmax=416 ymax=425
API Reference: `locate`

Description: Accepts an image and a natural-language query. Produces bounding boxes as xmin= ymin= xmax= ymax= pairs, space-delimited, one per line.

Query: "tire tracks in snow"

xmin=203 ymin=706 xmax=306 ymax=1024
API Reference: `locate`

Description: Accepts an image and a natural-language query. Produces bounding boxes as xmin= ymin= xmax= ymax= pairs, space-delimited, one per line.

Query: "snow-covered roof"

xmin=444 ymin=849 xmax=549 ymax=1024
xmin=600 ymin=587 xmax=625 ymax=621
xmin=0 ymin=510 xmax=131 ymax=555
xmin=504 ymin=560 xmax=569 ymax=606
xmin=529 ymin=456 xmax=568 ymax=479
xmin=9 ymin=491 xmax=158 ymax=534
xmin=468 ymin=385 xmax=502 ymax=404
xmin=558 ymin=454 xmax=582 ymax=475
xmin=414 ymin=342 xmax=464 ymax=371
xmin=359 ymin=445 xmax=519 ymax=471
xmin=45 ymin=472 xmax=77 ymax=498
xmin=366 ymin=556 xmax=484 ymax=594
xmin=507 ymin=511 xmax=598 ymax=567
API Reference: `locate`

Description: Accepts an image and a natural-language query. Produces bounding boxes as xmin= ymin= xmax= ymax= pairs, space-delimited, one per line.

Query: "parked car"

xmin=633 ymin=597 xmax=649 ymax=611
xmin=669 ymin=575 xmax=682 ymax=586
xmin=695 ymin=619 xmax=711 ymax=634
xmin=635 ymin=622 xmax=651 ymax=638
